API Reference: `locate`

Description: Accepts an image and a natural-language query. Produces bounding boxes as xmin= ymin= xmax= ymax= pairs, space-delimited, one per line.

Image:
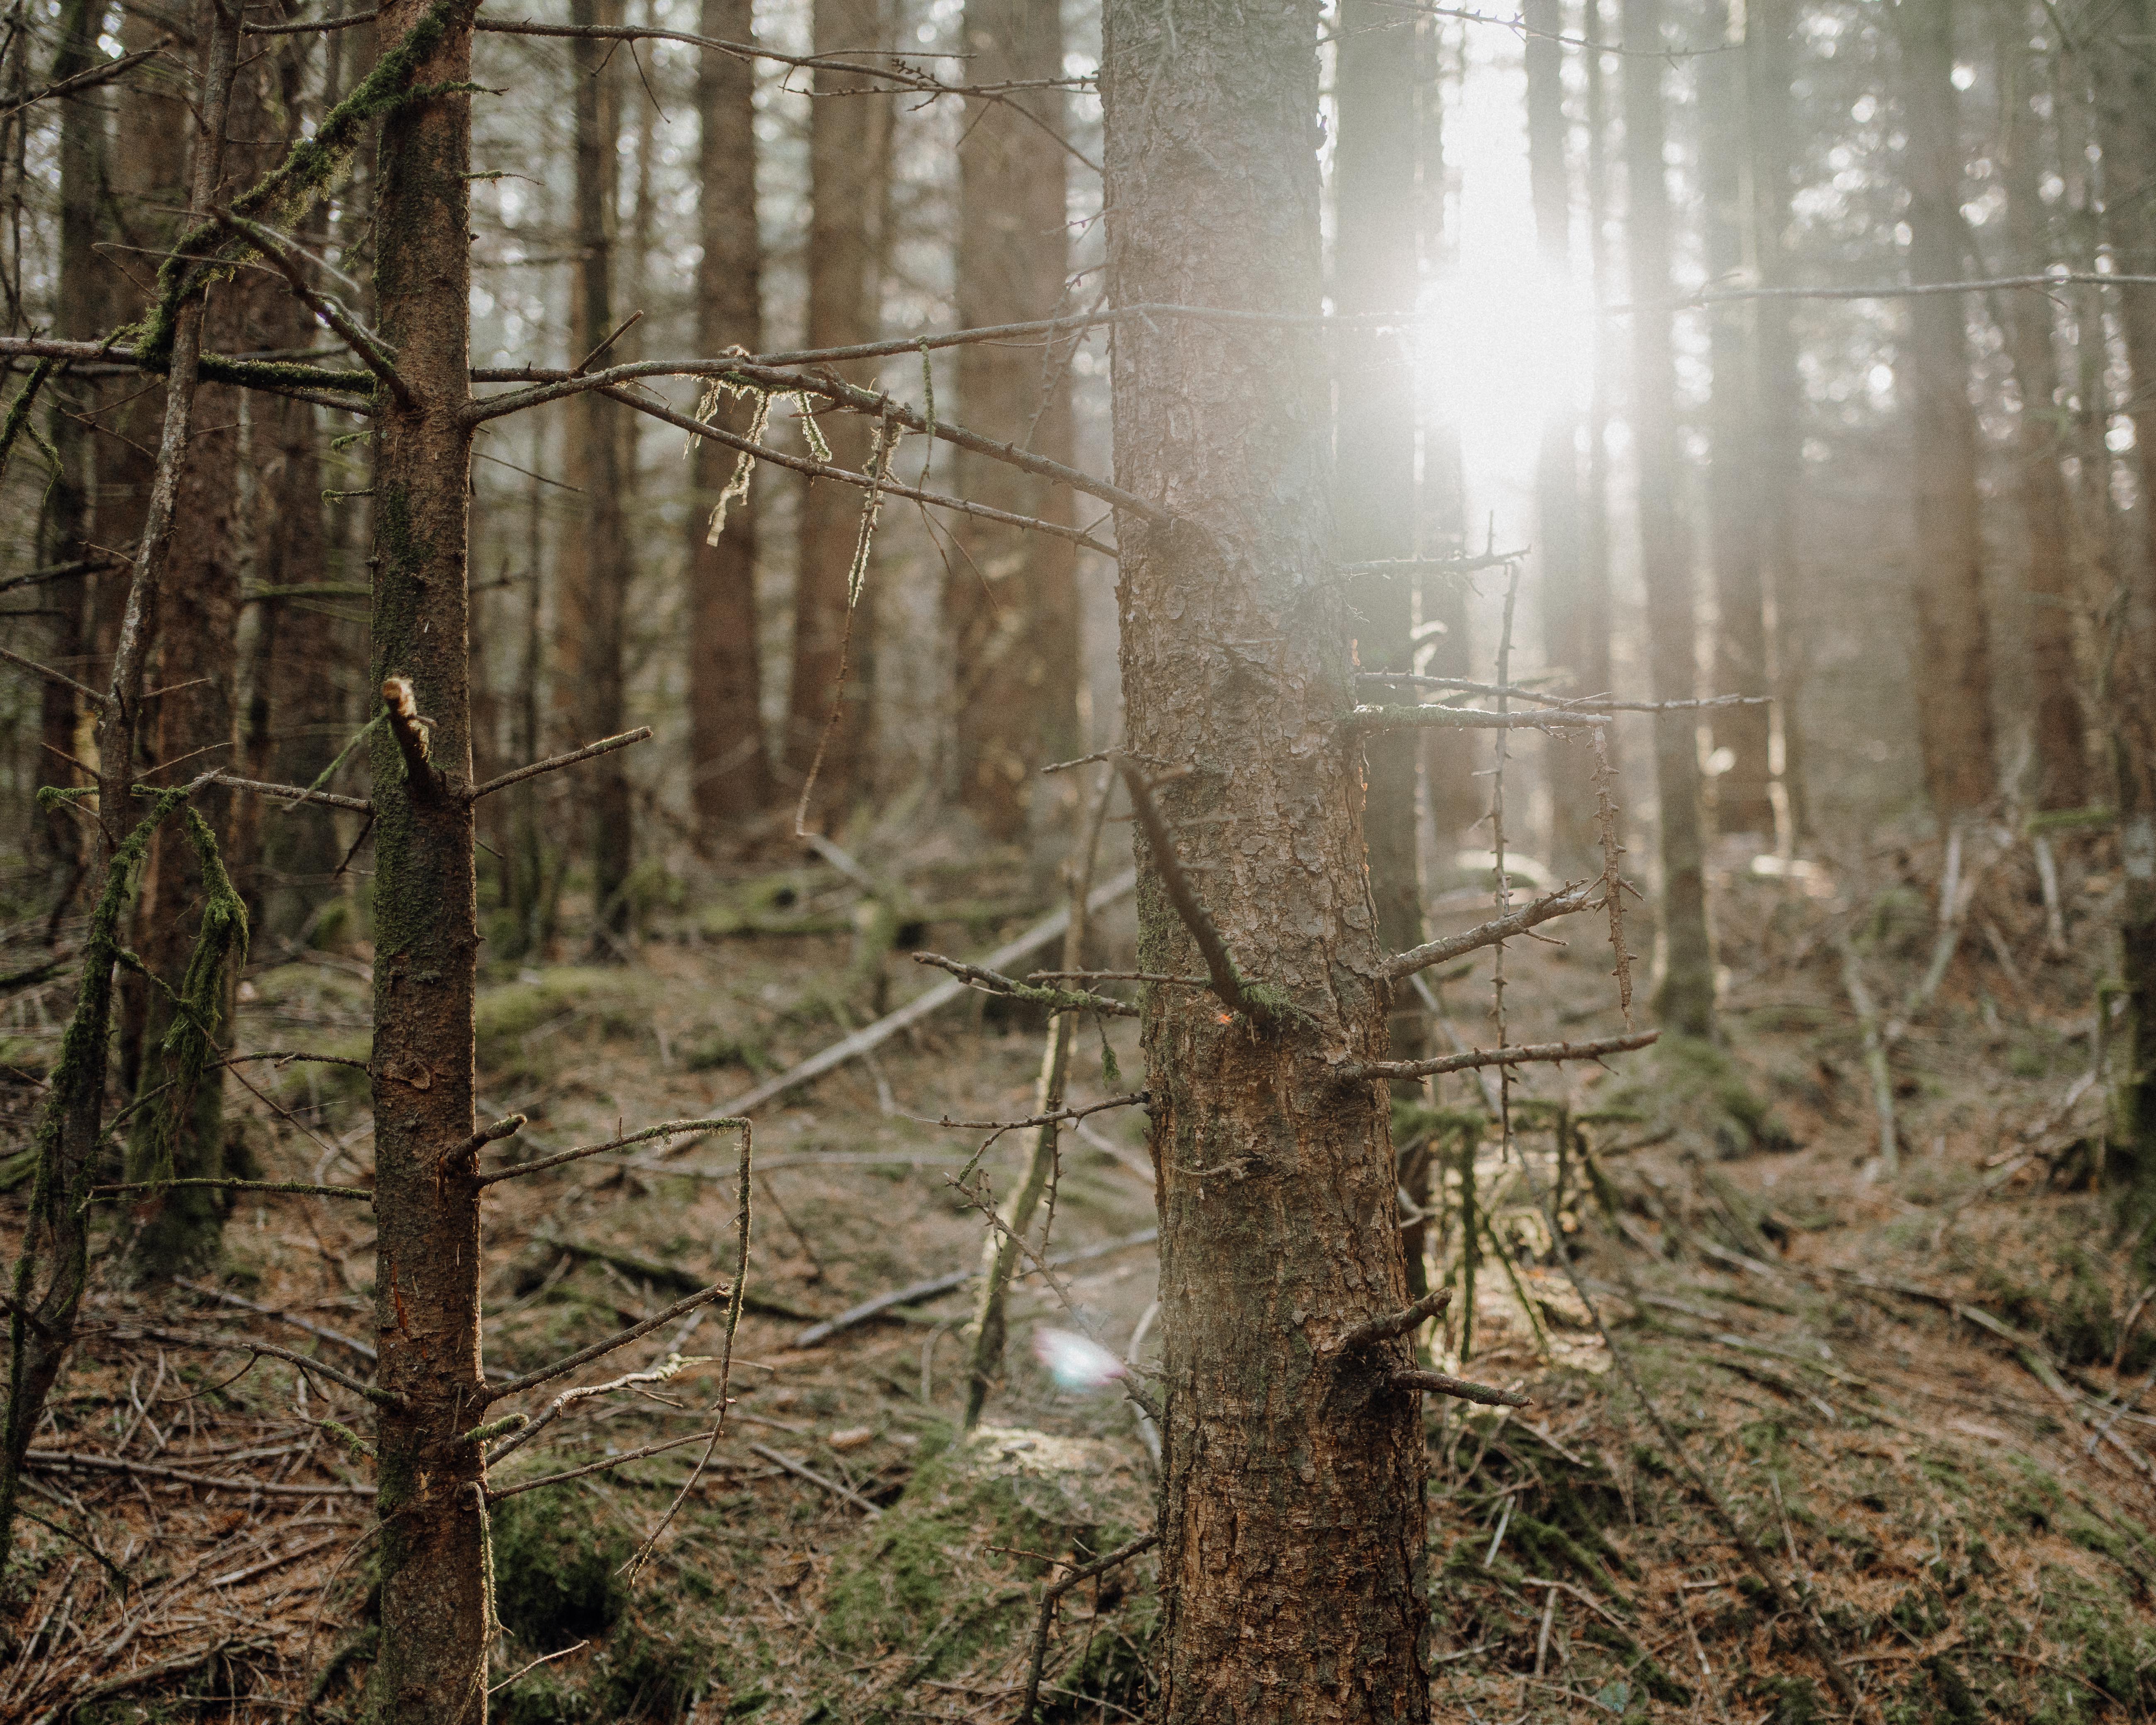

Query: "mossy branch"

xmin=139 ymin=808 xmax=250 ymax=1189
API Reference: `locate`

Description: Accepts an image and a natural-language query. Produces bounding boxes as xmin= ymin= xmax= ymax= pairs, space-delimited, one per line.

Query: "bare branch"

xmin=1116 ymin=756 xmax=1270 ymax=1024
xmin=485 ymin=1423 xmax=735 ymax=1501
xmin=124 ymin=1325 xmax=397 ymax=1406
xmin=210 ymin=209 xmax=411 ymax=402
xmin=0 ymin=40 xmax=167 ymax=117
xmin=746 ymin=1441 xmax=883 ymax=1516
xmin=1338 ymin=1029 xmax=1660 ymax=1084
xmin=909 ymin=952 xmax=1140 ymax=1018
xmin=1336 ymin=549 xmax=1525 ymax=576
xmin=1328 ymin=1287 xmax=1454 ymax=1355
xmin=1345 ymin=704 xmax=1610 ymax=733
xmin=1020 ymin=1531 xmax=1160 ymax=1725
xmin=0 ymin=641 xmax=110 ymax=709
xmin=592 ymin=383 xmax=1119 ymax=557
xmin=208 ymin=770 xmax=371 ymax=814
xmin=93 ymin=1176 xmax=374 ymax=1202
xmin=465 ymin=725 xmax=653 ymax=802
xmin=1026 ymin=968 xmax=1206 ymax=985
xmin=1391 ymin=1367 xmax=1530 ymax=1408
xmin=480 ymin=1282 xmax=739 ymax=1405
xmin=173 ymin=1277 xmax=378 ymax=1364
xmin=914 ymin=1092 xmax=1149 ymax=1133
xmin=1380 ymin=881 xmax=1598 ymax=982
xmin=1358 ymin=673 xmax=1770 ymax=714
xmin=27 ymin=1448 xmax=378 ymax=1497
xmin=475 ymin=1116 xmax=743 ymax=1187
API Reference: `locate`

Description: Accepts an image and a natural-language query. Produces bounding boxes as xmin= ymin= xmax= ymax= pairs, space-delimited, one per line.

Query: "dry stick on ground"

xmin=744 ymin=1441 xmax=882 ymax=1517
xmin=1018 ymin=1530 xmax=1160 ymax=1725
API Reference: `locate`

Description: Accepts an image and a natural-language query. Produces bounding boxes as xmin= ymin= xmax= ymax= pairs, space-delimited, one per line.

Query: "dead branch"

xmin=1329 ymin=1287 xmax=1454 ymax=1355
xmin=206 ymin=770 xmax=371 ymax=814
xmin=1337 ymin=550 xmax=1526 ymax=576
xmin=1346 ymin=704 xmax=1610 ymax=733
xmin=172 ymin=1279 xmax=377 ymax=1364
xmin=1339 ymin=1030 xmax=1659 ymax=1083
xmin=0 ymin=40 xmax=167 ymax=116
xmin=474 ymin=1116 xmax=738 ymax=1187
xmin=1591 ymin=731 xmax=1635 ymax=1026
xmin=465 ymin=725 xmax=652 ymax=802
xmin=1358 ymin=674 xmax=1771 ymax=715
xmin=1026 ymin=968 xmax=1206 ymax=985
xmin=483 ymin=1352 xmax=703 ymax=1468
xmin=1381 ymin=882 xmax=1598 ymax=982
xmin=92 ymin=1176 xmax=373 ymax=1203
xmin=1393 ymin=1367 xmax=1530 ymax=1408
xmin=594 ymin=383 xmax=1119 ymax=558
xmin=481 ymin=1282 xmax=739 ymax=1406
xmin=745 ymin=1441 xmax=883 ymax=1517
xmin=1115 ymin=757 xmax=1269 ymax=1024
xmin=1019 ymin=1531 xmax=1160 ymax=1725
xmin=24 ymin=1450 xmax=376 ymax=1498
xmin=121 ymin=1326 xmax=394 ymax=1406
xmin=0 ymin=642 xmax=110 ymax=710
xmin=709 ymin=868 xmax=1138 ymax=1121
xmin=793 ymin=1226 xmax=1160 ymax=1349
xmin=485 ymin=1423 xmax=739 ymax=1501
xmin=211 ymin=210 xmax=410 ymax=402
xmin=909 ymin=952 xmax=1140 ymax=1018
xmin=916 ymin=1093 xmax=1149 ymax=1133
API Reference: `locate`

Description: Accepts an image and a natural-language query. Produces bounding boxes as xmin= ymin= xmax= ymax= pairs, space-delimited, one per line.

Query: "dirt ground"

xmin=1 ymin=814 xmax=2153 ymax=1723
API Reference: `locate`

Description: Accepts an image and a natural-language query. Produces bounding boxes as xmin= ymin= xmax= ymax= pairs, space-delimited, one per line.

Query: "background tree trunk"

xmin=785 ymin=0 xmax=889 ymax=821
xmin=559 ymin=0 xmax=634 ymax=950
xmin=1702 ymin=0 xmax=1774 ymax=839
xmin=1337 ymin=0 xmax=1425 ymax=1057
xmin=949 ymin=0 xmax=1079 ymax=845
xmin=1101 ymin=2 xmax=1430 ymax=1718
xmin=687 ymin=0 xmax=774 ymax=839
xmin=365 ymin=0 xmax=489 ymax=1710
xmin=1622 ymin=0 xmax=1715 ymax=1040
xmin=1898 ymin=0 xmax=1998 ymax=821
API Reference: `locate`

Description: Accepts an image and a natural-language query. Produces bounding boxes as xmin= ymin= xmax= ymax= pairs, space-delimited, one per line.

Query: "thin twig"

xmin=1019 ymin=1531 xmax=1159 ymax=1724
xmin=1381 ymin=882 xmax=1598 ymax=981
xmin=474 ymin=1117 xmax=742 ymax=1187
xmin=205 ymin=770 xmax=371 ymax=814
xmin=1393 ymin=1367 xmax=1530 ymax=1408
xmin=465 ymin=726 xmax=652 ymax=802
xmin=745 ymin=1442 xmax=882 ymax=1516
xmin=909 ymin=953 xmax=1139 ymax=1018
xmin=1339 ymin=1031 xmax=1659 ymax=1083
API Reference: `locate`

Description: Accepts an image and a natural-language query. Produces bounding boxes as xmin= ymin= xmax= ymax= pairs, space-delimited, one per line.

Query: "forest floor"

xmin=0 ymin=812 xmax=2153 ymax=1723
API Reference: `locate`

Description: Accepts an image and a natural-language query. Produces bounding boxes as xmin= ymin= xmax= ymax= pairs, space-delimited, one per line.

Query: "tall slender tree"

xmin=948 ymin=0 xmax=1079 ymax=843
xmin=558 ymin=0 xmax=635 ymax=949
xmin=1101 ymin=0 xmax=1432 ymax=1715
xmin=1898 ymin=0 xmax=1998 ymax=820
xmin=1995 ymin=2 xmax=2088 ymax=811
xmin=1337 ymin=0 xmax=1425 ymax=1049
xmin=1622 ymin=0 xmax=1715 ymax=1040
xmin=1702 ymin=0 xmax=1774 ymax=838
xmin=785 ymin=0 xmax=889 ymax=822
xmin=687 ymin=0 xmax=774 ymax=836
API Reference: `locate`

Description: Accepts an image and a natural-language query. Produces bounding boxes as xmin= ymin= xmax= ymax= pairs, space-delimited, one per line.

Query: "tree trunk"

xmin=1576 ymin=0 xmax=1620 ymax=838
xmin=558 ymin=0 xmax=634 ymax=950
xmin=1101 ymin=2 xmax=1430 ymax=1718
xmin=1995 ymin=4 xmax=2089 ymax=812
xmin=1898 ymin=0 xmax=1998 ymax=821
xmin=687 ymin=0 xmax=774 ymax=837
xmin=1524 ymin=0 xmax=1594 ymax=871
xmin=948 ymin=0 xmax=1079 ymax=843
xmin=784 ymin=0 xmax=887 ymax=821
xmin=366 ymin=0 xmax=489 ymax=1710
xmin=1337 ymin=0 xmax=1425 ymax=1055
xmin=1701 ymin=0 xmax=1774 ymax=839
xmin=1744 ymin=0 xmax=1804 ymax=848
xmin=1622 ymin=0 xmax=1714 ymax=1041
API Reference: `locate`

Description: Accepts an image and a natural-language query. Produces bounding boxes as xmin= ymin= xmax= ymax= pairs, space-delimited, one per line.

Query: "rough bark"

xmin=1995 ymin=5 xmax=2089 ymax=812
xmin=1898 ymin=0 xmax=1998 ymax=820
xmin=1101 ymin=2 xmax=1430 ymax=1718
xmin=366 ymin=0 xmax=490 ymax=1710
xmin=784 ymin=0 xmax=887 ymax=819
xmin=1702 ymin=0 xmax=1774 ymax=838
xmin=557 ymin=0 xmax=634 ymax=950
xmin=948 ymin=0 xmax=1079 ymax=843
xmin=1337 ymin=0 xmax=1425 ymax=1057
xmin=687 ymin=0 xmax=774 ymax=836
xmin=1622 ymin=0 xmax=1714 ymax=1040
xmin=1523 ymin=0 xmax=1595 ymax=870
xmin=1744 ymin=0 xmax=1804 ymax=845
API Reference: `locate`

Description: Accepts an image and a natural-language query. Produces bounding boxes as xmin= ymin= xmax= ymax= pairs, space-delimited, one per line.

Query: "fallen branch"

xmin=708 ymin=867 xmax=1138 ymax=1121
xmin=526 ymin=1231 xmax=815 ymax=1321
xmin=1836 ymin=937 xmax=1898 ymax=1171
xmin=26 ymin=1449 xmax=376 ymax=1497
xmin=746 ymin=1441 xmax=883 ymax=1517
xmin=792 ymin=1226 xmax=1160 ymax=1350
xmin=1339 ymin=1030 xmax=1659 ymax=1083
xmin=124 ymin=1326 xmax=394 ymax=1407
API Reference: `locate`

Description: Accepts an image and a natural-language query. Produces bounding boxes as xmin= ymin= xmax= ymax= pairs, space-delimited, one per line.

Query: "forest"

xmin=2 ymin=0 xmax=2156 ymax=1718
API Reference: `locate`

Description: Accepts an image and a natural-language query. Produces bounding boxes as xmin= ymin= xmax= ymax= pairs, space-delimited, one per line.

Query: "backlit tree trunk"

xmin=1337 ymin=0 xmax=1425 ymax=1054
xmin=366 ymin=0 xmax=489 ymax=1709
xmin=1101 ymin=1 xmax=1430 ymax=1718
xmin=687 ymin=0 xmax=774 ymax=836
xmin=1898 ymin=0 xmax=1998 ymax=820
xmin=784 ymin=0 xmax=888 ymax=819
xmin=1622 ymin=0 xmax=1714 ymax=1040
xmin=949 ymin=0 xmax=1079 ymax=843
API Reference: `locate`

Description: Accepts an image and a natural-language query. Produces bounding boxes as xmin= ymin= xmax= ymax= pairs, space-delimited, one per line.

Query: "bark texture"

xmin=1337 ymin=0 xmax=1424 ymax=1050
xmin=784 ymin=0 xmax=889 ymax=818
xmin=557 ymin=0 xmax=634 ymax=948
xmin=949 ymin=0 xmax=1079 ymax=842
xmin=1898 ymin=0 xmax=1998 ymax=820
xmin=366 ymin=0 xmax=489 ymax=1710
xmin=1100 ymin=2 xmax=1430 ymax=1718
xmin=687 ymin=0 xmax=774 ymax=836
xmin=1622 ymin=0 xmax=1715 ymax=1040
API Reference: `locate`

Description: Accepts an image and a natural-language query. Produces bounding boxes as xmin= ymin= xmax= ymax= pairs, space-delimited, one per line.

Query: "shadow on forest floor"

xmin=0 ymin=821 xmax=2152 ymax=1722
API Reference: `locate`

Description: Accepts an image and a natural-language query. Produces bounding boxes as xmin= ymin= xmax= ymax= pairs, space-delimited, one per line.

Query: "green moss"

xmin=1612 ymin=1036 xmax=1793 ymax=1158
xmin=492 ymin=1492 xmax=629 ymax=1651
xmin=475 ymin=967 xmax=657 ymax=1080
